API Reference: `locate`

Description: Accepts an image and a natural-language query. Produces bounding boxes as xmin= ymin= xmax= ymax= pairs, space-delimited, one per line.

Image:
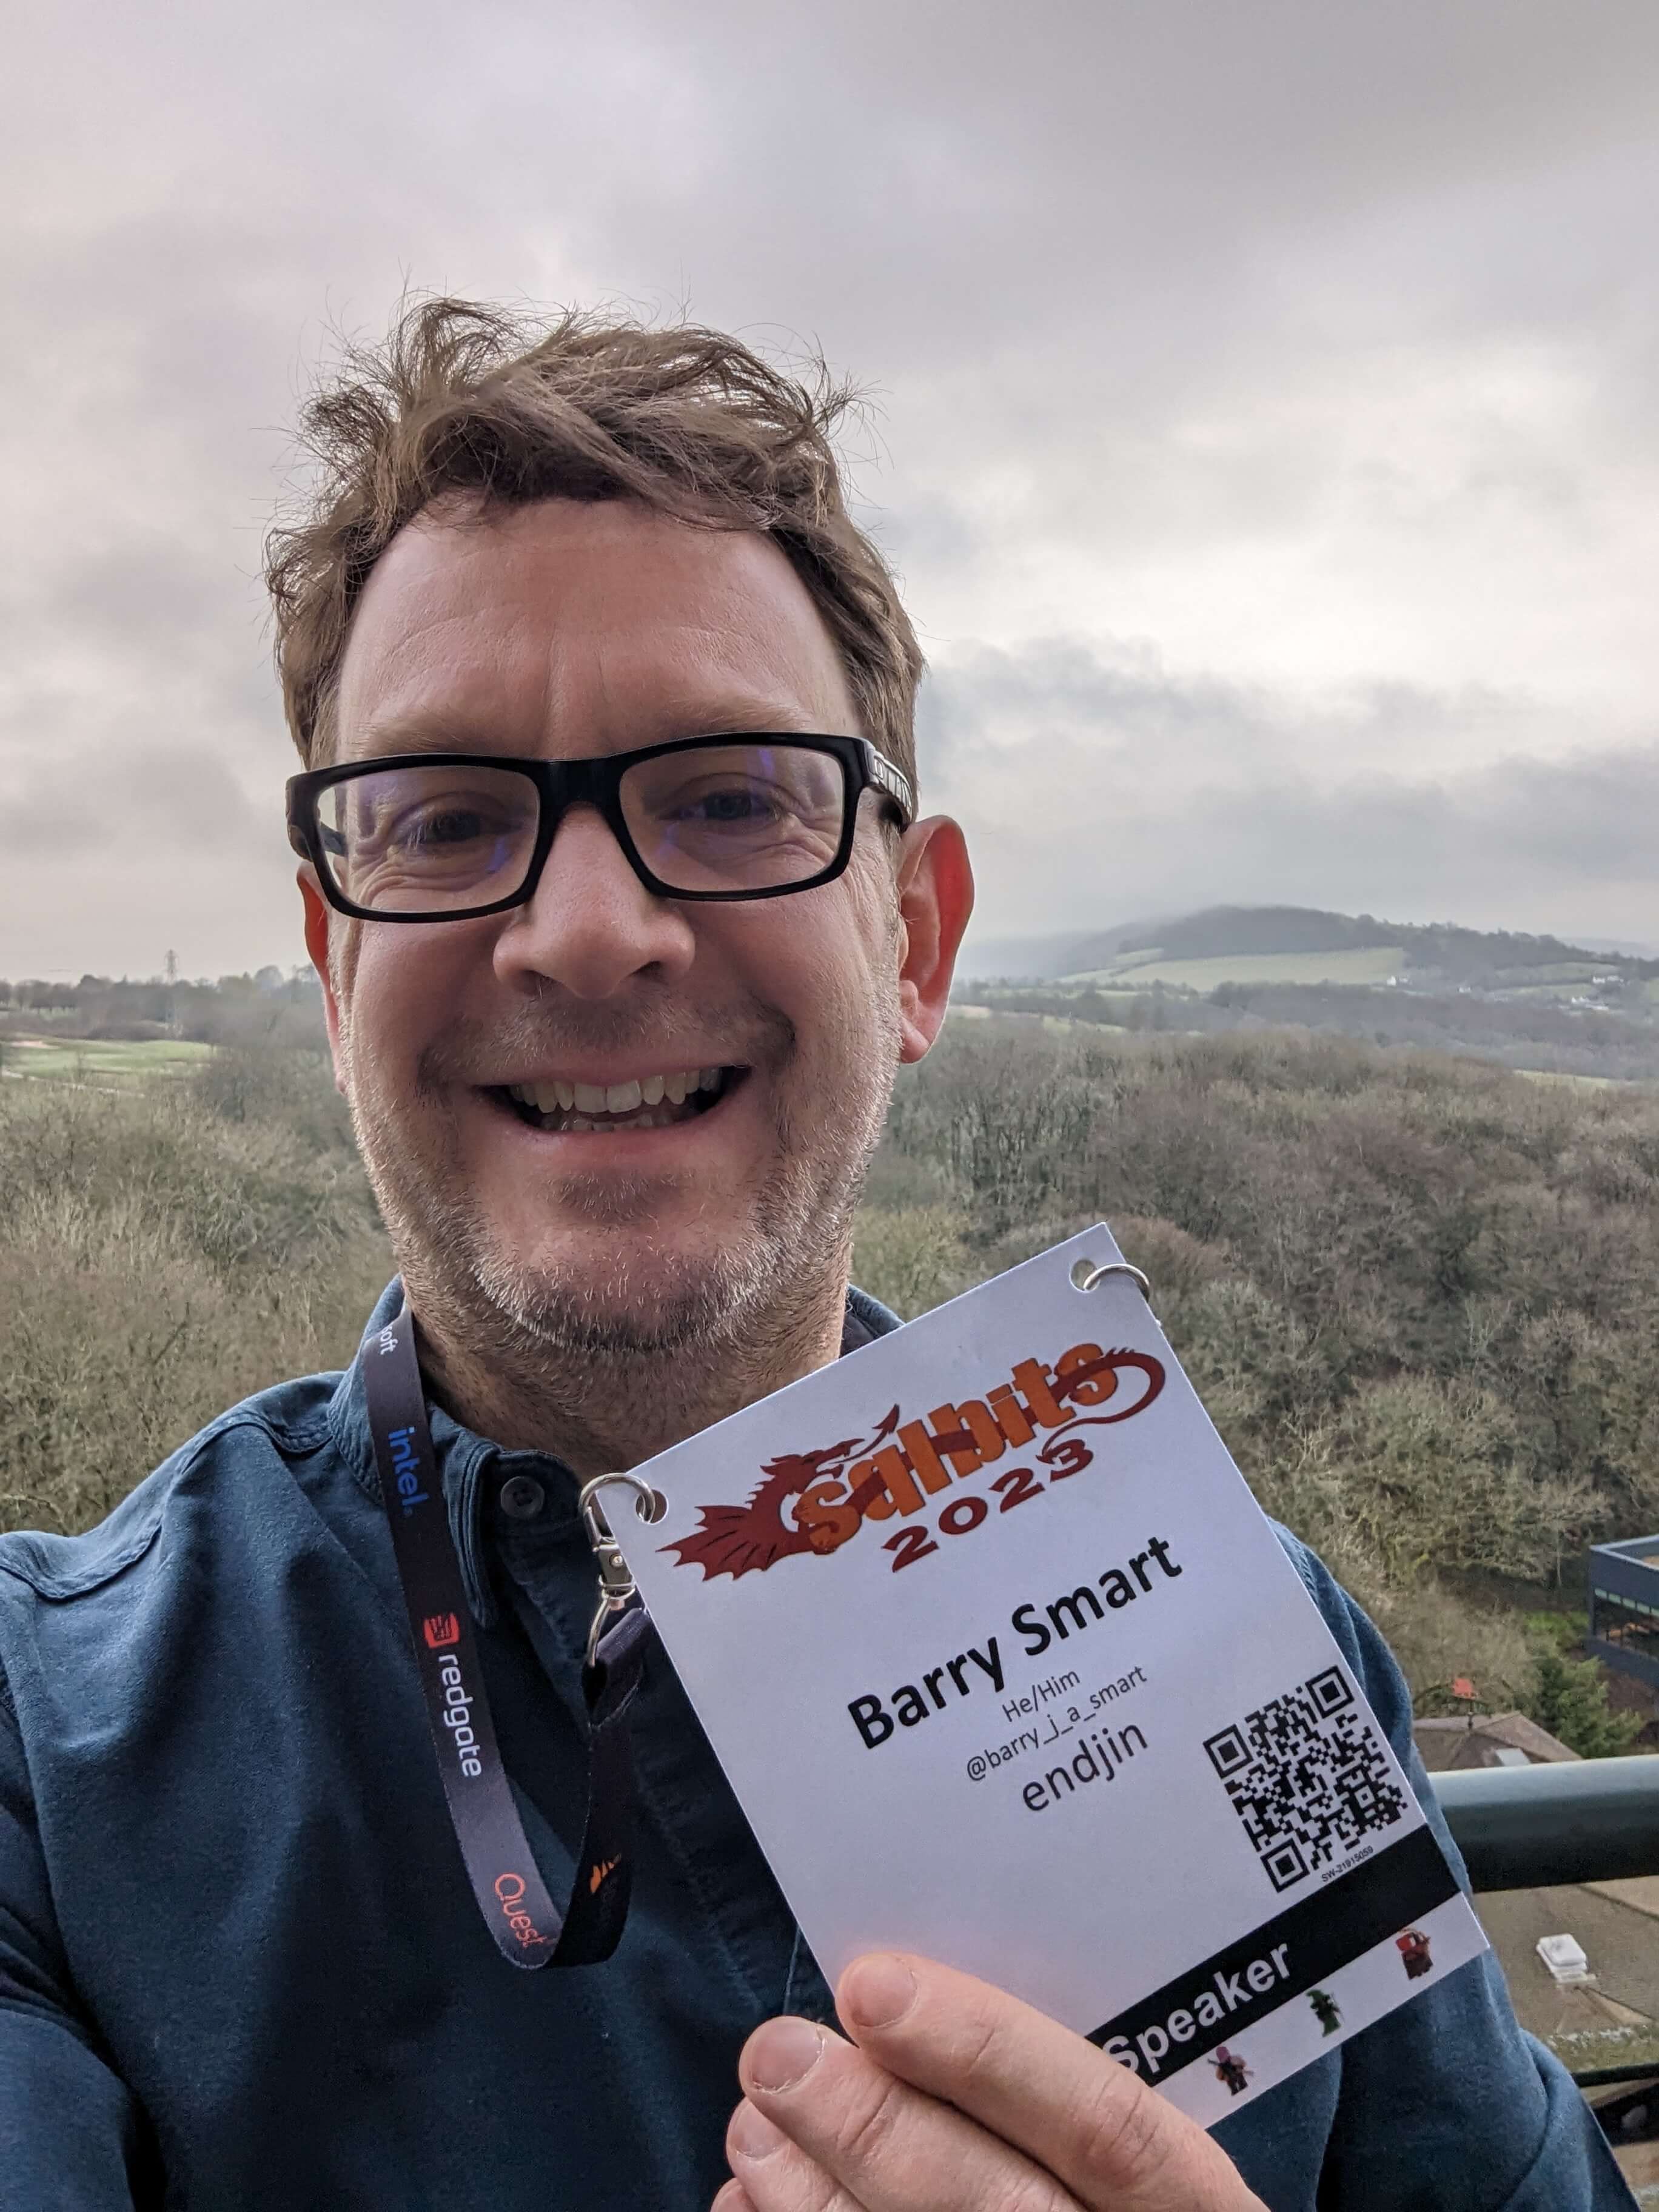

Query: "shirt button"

xmin=498 ymin=1475 xmax=546 ymax=1521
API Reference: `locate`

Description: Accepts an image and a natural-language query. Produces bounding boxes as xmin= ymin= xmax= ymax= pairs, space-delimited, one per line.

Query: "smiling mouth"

xmin=493 ymin=1065 xmax=741 ymax=1134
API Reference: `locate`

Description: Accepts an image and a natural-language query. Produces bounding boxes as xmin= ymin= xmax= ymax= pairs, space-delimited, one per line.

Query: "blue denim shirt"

xmin=0 ymin=1282 xmax=1632 ymax=2209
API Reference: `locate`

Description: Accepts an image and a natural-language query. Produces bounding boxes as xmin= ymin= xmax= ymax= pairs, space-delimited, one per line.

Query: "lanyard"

xmin=363 ymin=1299 xmax=655 ymax=1969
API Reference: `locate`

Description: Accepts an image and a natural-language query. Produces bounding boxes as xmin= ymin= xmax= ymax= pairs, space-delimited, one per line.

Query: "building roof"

xmin=1413 ymin=1711 xmax=1580 ymax=1772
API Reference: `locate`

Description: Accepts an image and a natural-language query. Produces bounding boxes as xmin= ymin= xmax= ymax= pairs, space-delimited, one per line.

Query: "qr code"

xmin=1203 ymin=1666 xmax=1407 ymax=1892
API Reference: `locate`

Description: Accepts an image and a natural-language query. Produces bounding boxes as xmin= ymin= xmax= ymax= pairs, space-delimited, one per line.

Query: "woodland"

xmin=2 ymin=1017 xmax=1651 ymax=1751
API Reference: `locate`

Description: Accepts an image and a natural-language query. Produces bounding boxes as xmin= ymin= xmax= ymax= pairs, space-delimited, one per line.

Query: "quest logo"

xmin=662 ymin=1339 xmax=1165 ymax=1583
xmin=494 ymin=1872 xmax=551 ymax=1950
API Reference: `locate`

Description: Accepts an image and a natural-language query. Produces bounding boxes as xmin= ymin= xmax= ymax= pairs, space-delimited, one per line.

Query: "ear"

xmin=893 ymin=816 xmax=974 ymax=1064
xmin=298 ymin=869 xmax=350 ymax=1096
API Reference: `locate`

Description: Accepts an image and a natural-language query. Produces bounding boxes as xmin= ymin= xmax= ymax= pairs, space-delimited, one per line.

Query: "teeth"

xmin=508 ymin=1067 xmax=729 ymax=1121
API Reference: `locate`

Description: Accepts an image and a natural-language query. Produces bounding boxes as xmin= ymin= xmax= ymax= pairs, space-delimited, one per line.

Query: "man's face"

xmin=304 ymin=497 xmax=965 ymax=1360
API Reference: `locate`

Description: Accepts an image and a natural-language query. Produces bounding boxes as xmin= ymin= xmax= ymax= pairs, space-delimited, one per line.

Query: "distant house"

xmin=1413 ymin=1713 xmax=1580 ymax=1772
xmin=1587 ymin=1540 xmax=1659 ymax=1692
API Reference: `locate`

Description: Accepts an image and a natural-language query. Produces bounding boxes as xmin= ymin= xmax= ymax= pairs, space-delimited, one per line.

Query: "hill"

xmin=962 ymin=905 xmax=1657 ymax=991
xmin=955 ymin=905 xmax=1659 ymax=1083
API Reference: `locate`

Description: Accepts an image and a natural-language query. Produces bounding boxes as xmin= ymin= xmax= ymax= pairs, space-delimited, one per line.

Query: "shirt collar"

xmin=327 ymin=1276 xmax=901 ymax=1626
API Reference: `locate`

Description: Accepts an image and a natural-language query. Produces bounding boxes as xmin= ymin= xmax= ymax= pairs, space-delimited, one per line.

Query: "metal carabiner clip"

xmin=577 ymin=1471 xmax=666 ymax=1666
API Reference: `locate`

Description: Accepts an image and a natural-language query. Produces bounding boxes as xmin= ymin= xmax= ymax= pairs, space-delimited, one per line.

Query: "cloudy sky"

xmin=4 ymin=0 xmax=1657 ymax=976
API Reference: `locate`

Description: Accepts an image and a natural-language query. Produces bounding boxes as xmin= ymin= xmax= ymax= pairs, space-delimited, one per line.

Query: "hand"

xmin=714 ymin=1952 xmax=1265 ymax=2212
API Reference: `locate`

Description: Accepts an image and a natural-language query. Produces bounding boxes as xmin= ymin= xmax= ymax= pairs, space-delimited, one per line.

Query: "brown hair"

xmin=264 ymin=298 xmax=924 ymax=786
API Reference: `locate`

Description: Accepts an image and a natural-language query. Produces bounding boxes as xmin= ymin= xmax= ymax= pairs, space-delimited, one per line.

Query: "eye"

xmin=674 ymin=783 xmax=786 ymax=825
xmin=394 ymin=803 xmax=503 ymax=849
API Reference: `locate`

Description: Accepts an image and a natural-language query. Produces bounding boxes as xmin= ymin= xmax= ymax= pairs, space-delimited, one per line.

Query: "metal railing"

xmin=1429 ymin=1757 xmax=1659 ymax=2091
xmin=1430 ymin=1755 xmax=1659 ymax=1892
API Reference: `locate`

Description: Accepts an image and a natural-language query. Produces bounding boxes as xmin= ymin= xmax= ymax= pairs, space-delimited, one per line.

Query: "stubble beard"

xmin=339 ymin=988 xmax=900 ymax=1435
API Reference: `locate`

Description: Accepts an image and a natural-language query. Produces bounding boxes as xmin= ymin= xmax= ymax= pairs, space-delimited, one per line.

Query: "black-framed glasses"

xmin=286 ymin=734 xmax=916 ymax=923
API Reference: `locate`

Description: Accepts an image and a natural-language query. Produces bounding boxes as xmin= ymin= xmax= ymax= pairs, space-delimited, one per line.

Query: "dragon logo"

xmin=662 ymin=1342 xmax=1165 ymax=1580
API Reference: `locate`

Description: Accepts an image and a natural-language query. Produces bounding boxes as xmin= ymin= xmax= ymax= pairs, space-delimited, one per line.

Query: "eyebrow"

xmin=343 ymin=714 xmax=508 ymax=760
xmin=343 ymin=702 xmax=830 ymax=761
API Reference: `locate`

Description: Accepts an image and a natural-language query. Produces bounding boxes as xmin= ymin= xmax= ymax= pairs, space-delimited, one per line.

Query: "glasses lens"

xmin=620 ymin=742 xmax=848 ymax=894
xmin=313 ymin=762 xmax=540 ymax=914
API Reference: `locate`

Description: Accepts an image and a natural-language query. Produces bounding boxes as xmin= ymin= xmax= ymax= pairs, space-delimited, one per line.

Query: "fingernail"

xmin=745 ymin=2016 xmax=825 ymax=2093
xmin=728 ymin=2100 xmax=786 ymax=2163
xmin=842 ymin=1954 xmax=917 ymax=2029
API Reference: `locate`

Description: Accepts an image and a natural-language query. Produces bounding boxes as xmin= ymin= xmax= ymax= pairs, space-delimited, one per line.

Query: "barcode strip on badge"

xmin=1204 ymin=1665 xmax=1407 ymax=1893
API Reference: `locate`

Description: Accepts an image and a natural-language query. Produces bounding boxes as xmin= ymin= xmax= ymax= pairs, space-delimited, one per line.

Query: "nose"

xmin=492 ymin=804 xmax=696 ymax=999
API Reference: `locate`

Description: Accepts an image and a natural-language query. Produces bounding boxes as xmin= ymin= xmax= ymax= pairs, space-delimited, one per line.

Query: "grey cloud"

xmin=2 ymin=0 xmax=1658 ymax=971
xmin=927 ymin=639 xmax=1659 ymax=944
xmin=954 ymin=748 xmax=1659 ymax=953
xmin=0 ymin=746 xmax=270 ymax=858
xmin=919 ymin=639 xmax=1534 ymax=788
xmin=0 ymin=743 xmax=294 ymax=980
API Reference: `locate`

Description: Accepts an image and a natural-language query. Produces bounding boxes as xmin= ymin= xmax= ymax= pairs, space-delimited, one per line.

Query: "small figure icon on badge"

xmin=1396 ymin=1929 xmax=1433 ymax=1980
xmin=1212 ymin=2046 xmax=1252 ymax=2096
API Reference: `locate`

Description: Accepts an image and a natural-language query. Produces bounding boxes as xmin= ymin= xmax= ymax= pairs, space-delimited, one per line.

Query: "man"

xmin=0 ymin=300 xmax=1629 ymax=2209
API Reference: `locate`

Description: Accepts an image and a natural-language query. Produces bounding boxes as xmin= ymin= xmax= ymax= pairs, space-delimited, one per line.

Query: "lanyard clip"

xmin=578 ymin=1472 xmax=666 ymax=1666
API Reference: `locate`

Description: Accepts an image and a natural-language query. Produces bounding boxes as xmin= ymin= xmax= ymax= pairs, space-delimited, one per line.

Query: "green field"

xmin=1516 ymin=1067 xmax=1623 ymax=1092
xmin=1062 ymin=945 xmax=1406 ymax=991
xmin=1 ymin=1036 xmax=213 ymax=1081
